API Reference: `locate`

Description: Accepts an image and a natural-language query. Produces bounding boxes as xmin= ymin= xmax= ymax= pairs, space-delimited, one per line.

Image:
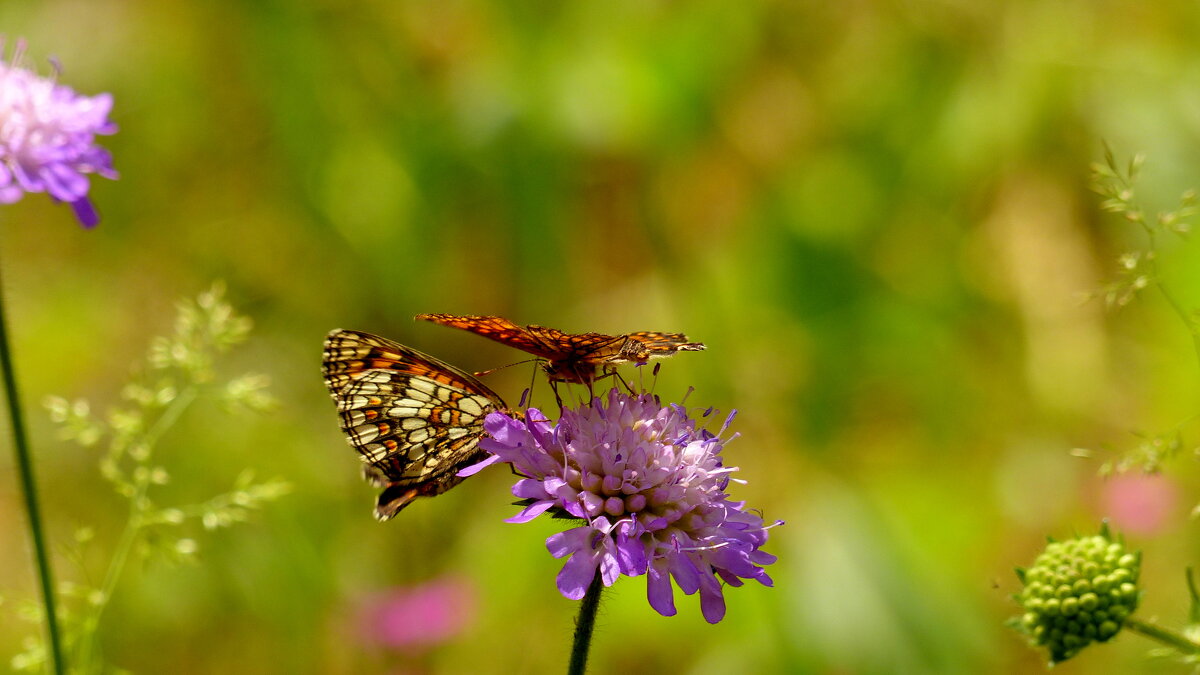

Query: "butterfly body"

xmin=322 ymin=329 xmax=505 ymax=520
xmin=414 ymin=313 xmax=705 ymax=385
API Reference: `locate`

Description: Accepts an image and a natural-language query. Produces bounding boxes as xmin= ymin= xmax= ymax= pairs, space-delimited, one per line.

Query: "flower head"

xmin=468 ymin=389 xmax=781 ymax=623
xmin=354 ymin=575 xmax=476 ymax=651
xmin=1102 ymin=474 xmax=1177 ymax=536
xmin=0 ymin=39 xmax=117 ymax=227
xmin=1013 ymin=526 xmax=1141 ymax=664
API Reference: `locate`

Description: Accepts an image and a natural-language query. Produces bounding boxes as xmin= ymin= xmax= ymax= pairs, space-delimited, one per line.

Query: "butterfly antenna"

xmin=473 ymin=357 xmax=540 ymax=378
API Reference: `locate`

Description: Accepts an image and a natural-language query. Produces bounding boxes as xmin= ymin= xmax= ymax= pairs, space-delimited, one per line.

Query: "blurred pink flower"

xmin=356 ymin=575 xmax=475 ymax=651
xmin=1101 ymin=474 xmax=1178 ymax=535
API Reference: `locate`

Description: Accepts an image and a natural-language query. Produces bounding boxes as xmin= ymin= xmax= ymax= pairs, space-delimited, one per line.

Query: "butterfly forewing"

xmin=414 ymin=314 xmax=561 ymax=359
xmin=322 ymin=329 xmax=506 ymax=520
xmin=415 ymin=313 xmax=704 ymax=385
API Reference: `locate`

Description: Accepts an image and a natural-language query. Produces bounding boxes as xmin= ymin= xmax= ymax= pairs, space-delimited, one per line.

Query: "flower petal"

xmin=557 ymin=551 xmax=599 ymax=600
xmin=646 ymin=560 xmax=677 ymax=617
xmin=505 ymin=500 xmax=555 ymax=524
xmin=699 ymin=581 xmax=727 ymax=624
xmin=597 ymin=544 xmax=621 ymax=587
xmin=546 ymin=526 xmax=593 ymax=558
xmin=613 ymin=532 xmax=648 ymax=576
xmin=668 ymin=551 xmax=702 ymax=595
xmin=511 ymin=477 xmax=550 ymax=499
xmin=456 ymin=453 xmax=502 ymax=477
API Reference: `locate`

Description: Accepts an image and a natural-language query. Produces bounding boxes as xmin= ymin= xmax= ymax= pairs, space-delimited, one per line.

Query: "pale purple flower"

xmin=464 ymin=389 xmax=781 ymax=624
xmin=0 ymin=40 xmax=117 ymax=227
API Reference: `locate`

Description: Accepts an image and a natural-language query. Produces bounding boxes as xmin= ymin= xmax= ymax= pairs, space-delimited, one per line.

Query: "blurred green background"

xmin=2 ymin=1 xmax=1200 ymax=673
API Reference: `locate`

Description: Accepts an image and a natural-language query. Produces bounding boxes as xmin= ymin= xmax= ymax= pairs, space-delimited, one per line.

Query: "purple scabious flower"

xmin=467 ymin=389 xmax=781 ymax=624
xmin=0 ymin=40 xmax=117 ymax=228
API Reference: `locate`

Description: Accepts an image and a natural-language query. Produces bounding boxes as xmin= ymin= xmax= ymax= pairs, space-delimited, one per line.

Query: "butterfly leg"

xmin=593 ymin=366 xmax=634 ymax=395
xmin=522 ymin=359 xmax=542 ymax=409
xmin=611 ymin=367 xmax=636 ymax=394
xmin=550 ymin=380 xmax=566 ymax=412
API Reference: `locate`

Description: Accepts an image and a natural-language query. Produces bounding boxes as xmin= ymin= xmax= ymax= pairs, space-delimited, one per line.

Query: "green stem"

xmin=1187 ymin=567 xmax=1200 ymax=624
xmin=567 ymin=573 xmax=603 ymax=675
xmin=76 ymin=386 xmax=197 ymax=671
xmin=1153 ymin=279 xmax=1200 ymax=369
xmin=1124 ymin=617 xmax=1200 ymax=655
xmin=0 ymin=265 xmax=65 ymax=674
xmin=1144 ymin=230 xmax=1200 ymax=370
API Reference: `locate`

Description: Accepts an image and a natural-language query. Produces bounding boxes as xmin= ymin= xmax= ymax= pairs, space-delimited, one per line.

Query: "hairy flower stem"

xmin=1124 ymin=617 xmax=1200 ymax=655
xmin=567 ymin=573 xmax=603 ymax=675
xmin=0 ymin=263 xmax=65 ymax=675
xmin=76 ymin=386 xmax=197 ymax=671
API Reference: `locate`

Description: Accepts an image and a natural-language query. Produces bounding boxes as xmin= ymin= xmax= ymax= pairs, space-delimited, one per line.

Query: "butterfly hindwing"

xmin=322 ymin=329 xmax=506 ymax=520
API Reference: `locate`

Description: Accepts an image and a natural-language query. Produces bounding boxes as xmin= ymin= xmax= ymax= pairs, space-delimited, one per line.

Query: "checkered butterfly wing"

xmin=619 ymin=331 xmax=707 ymax=363
xmin=415 ymin=313 xmax=631 ymax=384
xmin=323 ymin=329 xmax=506 ymax=520
xmin=414 ymin=314 xmax=624 ymax=359
xmin=523 ymin=325 xmax=629 ymax=360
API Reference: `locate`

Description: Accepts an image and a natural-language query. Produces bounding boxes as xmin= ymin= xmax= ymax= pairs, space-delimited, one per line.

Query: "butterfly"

xmin=322 ymin=329 xmax=507 ymax=520
xmin=414 ymin=313 xmax=706 ymax=385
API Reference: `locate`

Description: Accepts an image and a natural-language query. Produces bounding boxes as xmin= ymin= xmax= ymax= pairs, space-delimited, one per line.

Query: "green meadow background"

xmin=3 ymin=1 xmax=1200 ymax=673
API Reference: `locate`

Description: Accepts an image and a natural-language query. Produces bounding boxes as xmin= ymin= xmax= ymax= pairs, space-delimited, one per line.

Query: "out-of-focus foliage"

xmin=1 ymin=1 xmax=1200 ymax=673
xmin=11 ymin=285 xmax=287 ymax=673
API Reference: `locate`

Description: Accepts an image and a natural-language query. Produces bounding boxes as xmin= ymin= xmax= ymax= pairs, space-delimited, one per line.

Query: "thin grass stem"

xmin=0 ymin=262 xmax=65 ymax=674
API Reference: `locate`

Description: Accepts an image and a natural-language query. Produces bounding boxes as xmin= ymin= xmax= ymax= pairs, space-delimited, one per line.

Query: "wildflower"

xmin=355 ymin=576 xmax=475 ymax=651
xmin=0 ymin=39 xmax=117 ymax=227
xmin=1101 ymin=474 xmax=1177 ymax=536
xmin=467 ymin=389 xmax=780 ymax=624
xmin=1013 ymin=526 xmax=1141 ymax=663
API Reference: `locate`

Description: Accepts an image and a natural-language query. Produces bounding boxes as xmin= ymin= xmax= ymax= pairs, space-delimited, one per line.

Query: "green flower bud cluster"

xmin=1015 ymin=533 xmax=1141 ymax=663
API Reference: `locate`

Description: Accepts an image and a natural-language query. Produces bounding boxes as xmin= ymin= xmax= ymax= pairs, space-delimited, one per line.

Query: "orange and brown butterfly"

xmin=414 ymin=313 xmax=706 ymax=385
xmin=322 ymin=329 xmax=507 ymax=520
